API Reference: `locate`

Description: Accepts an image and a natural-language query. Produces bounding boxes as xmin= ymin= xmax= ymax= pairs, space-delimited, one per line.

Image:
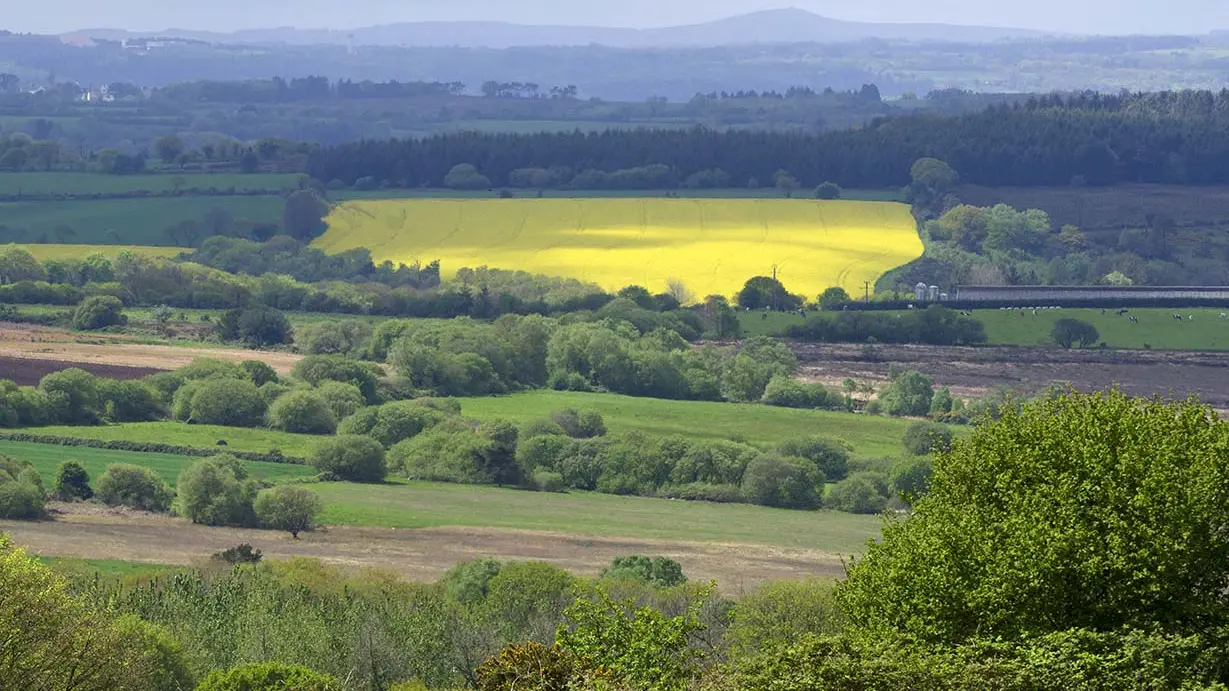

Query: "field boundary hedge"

xmin=0 ymin=432 xmax=306 ymax=465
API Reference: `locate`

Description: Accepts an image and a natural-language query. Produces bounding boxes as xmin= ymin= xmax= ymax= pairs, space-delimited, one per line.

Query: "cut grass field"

xmin=457 ymin=390 xmax=914 ymax=458
xmin=0 ymin=172 xmax=300 ymax=196
xmin=26 ymin=422 xmax=321 ymax=459
xmin=0 ymin=195 xmax=284 ymax=246
xmin=317 ymin=197 xmax=921 ymax=300
xmin=38 ymin=556 xmax=178 ymax=581
xmin=0 ymin=440 xmax=317 ymax=487
xmin=312 ymin=479 xmax=881 ymax=553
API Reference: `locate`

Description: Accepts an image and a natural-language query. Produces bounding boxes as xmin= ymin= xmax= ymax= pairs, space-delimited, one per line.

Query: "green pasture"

xmin=976 ymin=307 xmax=1229 ymax=350
xmin=0 ymin=172 xmax=300 ymax=196
xmin=0 ymin=195 xmax=284 ymax=245
xmin=457 ymin=390 xmax=914 ymax=458
xmin=39 ymin=557 xmax=178 ymax=581
xmin=0 ymin=440 xmax=317 ymax=488
xmin=25 ymin=423 xmax=321 ymax=459
xmin=313 ymin=479 xmax=881 ymax=552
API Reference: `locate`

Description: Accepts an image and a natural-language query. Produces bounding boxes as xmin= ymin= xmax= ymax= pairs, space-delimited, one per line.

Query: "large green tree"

xmin=840 ymin=390 xmax=1229 ymax=642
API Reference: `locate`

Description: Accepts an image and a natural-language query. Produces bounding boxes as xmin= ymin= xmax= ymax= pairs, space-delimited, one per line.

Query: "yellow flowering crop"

xmin=316 ymin=198 xmax=922 ymax=300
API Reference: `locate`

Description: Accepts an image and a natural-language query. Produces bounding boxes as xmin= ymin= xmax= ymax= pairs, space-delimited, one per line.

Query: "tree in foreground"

xmin=0 ymin=534 xmax=193 ymax=690
xmin=839 ymin=390 xmax=1229 ymax=643
xmin=254 ymin=485 xmax=322 ymax=538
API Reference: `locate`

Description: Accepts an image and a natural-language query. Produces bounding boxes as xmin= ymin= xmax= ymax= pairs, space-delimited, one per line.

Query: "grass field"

xmin=18 ymin=244 xmax=185 ymax=261
xmin=0 ymin=440 xmax=317 ymax=487
xmin=38 ymin=556 xmax=178 ymax=581
xmin=313 ymin=479 xmax=881 ymax=552
xmin=317 ymin=198 xmax=921 ymax=300
xmin=0 ymin=172 xmax=300 ymax=196
xmin=457 ymin=390 xmax=914 ymax=458
xmin=25 ymin=423 xmax=321 ymax=459
xmin=0 ymin=195 xmax=284 ymax=246
xmin=976 ymin=307 xmax=1229 ymax=350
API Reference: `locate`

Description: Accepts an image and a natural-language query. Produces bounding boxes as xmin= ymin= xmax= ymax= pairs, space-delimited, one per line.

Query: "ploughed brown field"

xmin=0 ymin=323 xmax=303 ymax=384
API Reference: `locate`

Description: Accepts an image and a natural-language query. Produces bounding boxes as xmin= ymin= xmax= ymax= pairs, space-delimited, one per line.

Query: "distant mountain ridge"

xmin=65 ymin=9 xmax=1059 ymax=49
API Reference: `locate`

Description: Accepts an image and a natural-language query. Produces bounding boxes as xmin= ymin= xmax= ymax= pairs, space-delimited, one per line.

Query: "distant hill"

xmin=65 ymin=9 xmax=1058 ymax=48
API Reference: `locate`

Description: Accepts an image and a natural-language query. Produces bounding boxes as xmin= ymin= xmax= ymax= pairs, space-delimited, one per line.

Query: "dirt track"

xmin=794 ymin=343 xmax=1229 ymax=408
xmin=3 ymin=506 xmax=846 ymax=592
xmin=0 ymin=323 xmax=303 ymax=383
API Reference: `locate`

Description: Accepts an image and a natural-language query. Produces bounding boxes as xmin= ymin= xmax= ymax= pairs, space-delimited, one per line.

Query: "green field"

xmin=0 ymin=172 xmax=300 ymax=196
xmin=457 ymin=390 xmax=914 ymax=458
xmin=26 ymin=423 xmax=321 ymax=459
xmin=975 ymin=308 xmax=1229 ymax=350
xmin=0 ymin=195 xmax=284 ymax=245
xmin=0 ymin=440 xmax=317 ymax=487
xmin=38 ymin=556 xmax=178 ymax=581
xmin=314 ymin=479 xmax=881 ymax=552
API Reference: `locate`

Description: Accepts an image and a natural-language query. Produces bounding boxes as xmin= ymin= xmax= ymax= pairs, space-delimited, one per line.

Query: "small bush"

xmin=314 ymin=381 xmax=365 ymax=421
xmin=657 ymin=482 xmax=744 ymax=503
xmin=185 ymin=378 xmax=267 ymax=428
xmin=53 ymin=460 xmax=93 ymax=501
xmin=254 ymin=485 xmax=322 ymax=538
xmin=601 ymin=555 xmax=687 ymax=588
xmin=195 ymin=662 xmax=341 ymax=691
xmin=0 ymin=479 xmax=44 ymax=519
xmin=814 ymin=182 xmax=842 ymax=200
xmin=309 ymin=435 xmax=387 ymax=483
xmin=176 ymin=455 xmax=257 ymax=527
xmin=531 ymin=470 xmax=567 ymax=493
xmin=777 ymin=437 xmax=851 ymax=481
xmin=213 ymin=543 xmax=263 ymax=564
xmin=73 ymin=295 xmax=127 ymax=331
xmin=476 ymin=642 xmax=580 ymax=691
xmin=267 ymin=390 xmax=337 ymax=435
xmin=96 ymin=464 xmax=173 ymax=512
xmin=826 ymin=474 xmax=889 ymax=514
xmin=902 ymin=421 xmax=954 ymax=455
xmin=338 ymin=400 xmax=448 ymax=447
xmin=742 ymin=455 xmax=824 ymax=509
xmin=550 ymin=408 xmax=607 ymax=438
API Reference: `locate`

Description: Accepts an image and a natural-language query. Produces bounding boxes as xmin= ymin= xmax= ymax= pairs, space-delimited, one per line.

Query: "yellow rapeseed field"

xmin=19 ymin=244 xmax=184 ymax=261
xmin=316 ymin=198 xmax=921 ymax=300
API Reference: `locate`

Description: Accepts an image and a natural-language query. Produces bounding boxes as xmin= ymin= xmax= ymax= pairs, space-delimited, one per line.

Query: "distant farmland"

xmin=316 ymin=198 xmax=921 ymax=299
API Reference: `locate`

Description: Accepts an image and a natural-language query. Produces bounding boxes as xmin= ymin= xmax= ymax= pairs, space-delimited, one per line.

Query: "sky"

xmin=11 ymin=0 xmax=1229 ymax=36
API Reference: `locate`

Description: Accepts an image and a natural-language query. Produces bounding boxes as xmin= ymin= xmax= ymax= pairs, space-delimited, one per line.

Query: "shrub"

xmin=267 ymin=390 xmax=337 ymax=435
xmin=777 ymin=437 xmax=850 ymax=481
xmin=476 ymin=642 xmax=581 ymax=691
xmin=309 ymin=435 xmax=387 ymax=483
xmin=293 ymin=355 xmax=382 ymax=403
xmin=814 ymin=182 xmax=842 ymax=200
xmin=442 ymin=557 xmax=503 ymax=606
xmin=241 ymin=360 xmax=279 ymax=387
xmin=890 ymin=457 xmax=934 ymax=504
xmin=337 ymin=400 xmax=449 ymax=447
xmin=761 ymin=375 xmax=841 ymax=410
xmin=72 ymin=295 xmax=126 ymax=331
xmin=531 ymin=470 xmax=567 ymax=492
xmin=39 ymin=368 xmax=101 ymax=425
xmin=741 ymin=455 xmax=824 ymax=509
xmin=601 ymin=555 xmax=687 ymax=588
xmin=186 ymin=378 xmax=267 ymax=427
xmin=218 ymin=306 xmax=293 ymax=347
xmin=97 ymin=379 xmax=163 ymax=423
xmin=390 ymin=419 xmax=521 ymax=486
xmin=196 ymin=662 xmax=341 ymax=691
xmin=0 ymin=480 xmax=43 ymax=519
xmin=314 ymin=381 xmax=365 ymax=421
xmin=96 ymin=464 xmax=173 ymax=512
xmin=53 ymin=460 xmax=92 ymax=501
xmin=656 ymin=482 xmax=744 ymax=503
xmin=817 ymin=286 xmax=852 ymax=310
xmin=902 ymin=421 xmax=954 ymax=456
xmin=826 ymin=474 xmax=890 ymax=514
xmin=727 ymin=579 xmax=844 ymax=655
xmin=254 ymin=485 xmax=321 ymax=538
xmin=176 ymin=455 xmax=257 ymax=527
xmin=1052 ymin=317 xmax=1100 ymax=349
xmin=550 ymin=408 xmax=607 ymax=438
xmin=213 ymin=543 xmax=263 ymax=565
xmin=877 ymin=370 xmax=935 ymax=417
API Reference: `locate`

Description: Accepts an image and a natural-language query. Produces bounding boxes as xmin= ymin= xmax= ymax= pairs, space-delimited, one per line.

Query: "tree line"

xmin=307 ymin=91 xmax=1229 ymax=189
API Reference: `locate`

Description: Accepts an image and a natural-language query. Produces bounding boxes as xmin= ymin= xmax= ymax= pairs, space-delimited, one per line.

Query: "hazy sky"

xmin=13 ymin=0 xmax=1229 ymax=36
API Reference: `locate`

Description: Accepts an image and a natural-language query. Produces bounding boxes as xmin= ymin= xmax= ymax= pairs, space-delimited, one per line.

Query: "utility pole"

xmin=864 ymin=281 xmax=871 ymax=303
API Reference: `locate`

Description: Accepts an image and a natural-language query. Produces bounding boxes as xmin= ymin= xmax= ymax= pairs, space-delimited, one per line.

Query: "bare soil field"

xmin=3 ymin=505 xmax=845 ymax=592
xmin=0 ymin=323 xmax=303 ymax=382
xmin=795 ymin=343 xmax=1229 ymax=408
